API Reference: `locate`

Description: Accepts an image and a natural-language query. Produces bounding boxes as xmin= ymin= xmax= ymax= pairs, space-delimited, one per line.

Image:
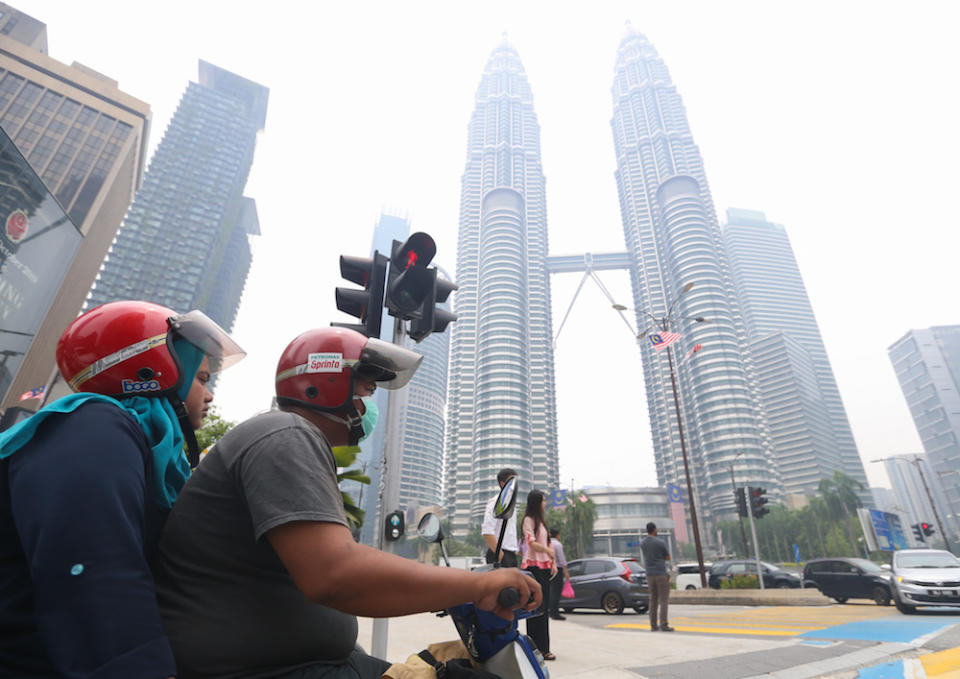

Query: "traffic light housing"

xmin=912 ymin=523 xmax=925 ymax=542
xmin=333 ymin=252 xmax=388 ymax=338
xmin=921 ymin=522 xmax=935 ymax=538
xmin=408 ymin=268 xmax=458 ymax=343
xmin=735 ymin=486 xmax=747 ymax=518
xmin=386 ymin=233 xmax=437 ymax=319
xmin=749 ymin=486 xmax=770 ymax=519
xmin=385 ymin=510 xmax=405 ymax=541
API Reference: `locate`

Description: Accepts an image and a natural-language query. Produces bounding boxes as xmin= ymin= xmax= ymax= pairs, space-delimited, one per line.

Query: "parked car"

xmin=708 ymin=560 xmax=801 ymax=589
xmin=888 ymin=549 xmax=960 ymax=614
xmin=561 ymin=557 xmax=649 ymax=615
xmin=802 ymin=558 xmax=892 ymax=605
xmin=676 ymin=562 xmax=712 ymax=590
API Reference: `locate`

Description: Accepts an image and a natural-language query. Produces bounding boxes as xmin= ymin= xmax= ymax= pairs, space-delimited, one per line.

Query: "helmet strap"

xmin=317 ymin=403 xmax=364 ymax=446
xmin=169 ymin=396 xmax=201 ymax=468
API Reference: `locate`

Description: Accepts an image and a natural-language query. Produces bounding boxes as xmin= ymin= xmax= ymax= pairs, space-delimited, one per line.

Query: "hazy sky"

xmin=23 ymin=1 xmax=960 ymax=491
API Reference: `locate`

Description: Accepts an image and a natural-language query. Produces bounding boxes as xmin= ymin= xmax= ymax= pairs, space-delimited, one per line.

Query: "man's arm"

xmin=269 ymin=520 xmax=541 ymax=619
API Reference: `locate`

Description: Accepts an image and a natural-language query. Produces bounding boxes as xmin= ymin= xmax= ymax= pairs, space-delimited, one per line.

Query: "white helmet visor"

xmin=169 ymin=310 xmax=246 ymax=373
xmin=355 ymin=337 xmax=423 ymax=389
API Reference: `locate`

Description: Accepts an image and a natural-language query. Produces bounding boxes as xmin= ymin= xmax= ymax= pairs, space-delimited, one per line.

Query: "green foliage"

xmin=715 ymin=471 xmax=870 ymax=562
xmin=195 ymin=406 xmax=234 ymax=453
xmin=333 ymin=445 xmax=368 ymax=531
xmin=721 ymin=574 xmax=759 ymax=589
xmin=566 ymin=493 xmax=597 ymax=560
xmin=442 ymin=522 xmax=486 ymax=558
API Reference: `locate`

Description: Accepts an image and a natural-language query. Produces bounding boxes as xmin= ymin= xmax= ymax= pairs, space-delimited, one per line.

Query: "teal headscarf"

xmin=0 ymin=339 xmax=204 ymax=509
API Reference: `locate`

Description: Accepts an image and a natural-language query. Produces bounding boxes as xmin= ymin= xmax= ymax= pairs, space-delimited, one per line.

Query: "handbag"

xmin=561 ymin=579 xmax=575 ymax=598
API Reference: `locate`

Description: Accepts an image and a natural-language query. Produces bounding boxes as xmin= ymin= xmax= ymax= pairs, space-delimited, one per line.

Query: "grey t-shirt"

xmin=640 ymin=535 xmax=670 ymax=576
xmin=155 ymin=410 xmax=357 ymax=678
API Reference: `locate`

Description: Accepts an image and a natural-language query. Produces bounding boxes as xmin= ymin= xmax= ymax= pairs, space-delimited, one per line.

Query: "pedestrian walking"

xmin=640 ymin=521 xmax=674 ymax=631
xmin=521 ymin=489 xmax=557 ymax=660
xmin=482 ymin=467 xmax=519 ymax=566
xmin=549 ymin=527 xmax=570 ymax=620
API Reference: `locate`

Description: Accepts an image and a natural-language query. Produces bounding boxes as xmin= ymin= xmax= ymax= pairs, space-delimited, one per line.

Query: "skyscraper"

xmin=609 ymin=26 xmax=776 ymax=519
xmin=888 ymin=326 xmax=960 ymax=542
xmin=723 ymin=208 xmax=870 ymax=499
xmin=445 ymin=40 xmax=559 ymax=535
xmin=0 ymin=3 xmax=150 ymax=411
xmin=882 ymin=454 xmax=958 ymax=546
xmin=88 ymin=61 xmax=268 ymax=332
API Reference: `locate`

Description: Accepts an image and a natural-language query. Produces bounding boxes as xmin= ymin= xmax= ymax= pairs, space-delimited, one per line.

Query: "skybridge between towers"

xmin=546 ymin=251 xmax=631 ymax=274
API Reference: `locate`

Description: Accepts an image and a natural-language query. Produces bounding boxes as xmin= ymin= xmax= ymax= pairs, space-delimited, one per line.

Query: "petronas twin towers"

xmin=444 ymin=28 xmax=868 ymax=534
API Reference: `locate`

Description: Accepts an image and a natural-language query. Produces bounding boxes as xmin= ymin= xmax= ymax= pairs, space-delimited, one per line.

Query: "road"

xmin=359 ymin=602 xmax=960 ymax=678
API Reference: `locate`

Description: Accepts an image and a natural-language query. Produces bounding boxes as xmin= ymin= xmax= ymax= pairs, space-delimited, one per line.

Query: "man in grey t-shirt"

xmin=640 ymin=521 xmax=673 ymax=632
xmin=156 ymin=328 xmax=541 ymax=678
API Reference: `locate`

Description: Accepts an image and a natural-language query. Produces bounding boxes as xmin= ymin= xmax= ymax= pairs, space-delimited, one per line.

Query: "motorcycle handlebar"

xmin=497 ymin=587 xmax=520 ymax=608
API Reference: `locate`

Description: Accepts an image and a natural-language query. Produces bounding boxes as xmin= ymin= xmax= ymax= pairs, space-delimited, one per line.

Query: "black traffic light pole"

xmin=729 ymin=463 xmax=749 ymax=557
xmin=745 ymin=486 xmax=765 ymax=590
xmin=912 ymin=459 xmax=954 ymax=554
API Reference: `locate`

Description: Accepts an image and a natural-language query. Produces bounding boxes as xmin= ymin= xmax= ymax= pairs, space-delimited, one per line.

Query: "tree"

xmin=565 ymin=493 xmax=597 ymax=560
xmin=819 ymin=471 xmax=864 ymax=555
xmin=194 ymin=406 xmax=235 ymax=452
xmin=333 ymin=445 xmax=369 ymax=531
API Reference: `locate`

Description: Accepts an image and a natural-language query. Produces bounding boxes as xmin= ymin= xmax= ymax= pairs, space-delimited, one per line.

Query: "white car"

xmin=888 ymin=549 xmax=960 ymax=614
xmin=676 ymin=562 xmax=711 ymax=590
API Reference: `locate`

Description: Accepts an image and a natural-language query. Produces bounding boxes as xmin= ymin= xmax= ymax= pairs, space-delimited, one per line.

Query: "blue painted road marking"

xmin=855 ymin=659 xmax=906 ymax=679
xmin=800 ymin=616 xmax=960 ymax=643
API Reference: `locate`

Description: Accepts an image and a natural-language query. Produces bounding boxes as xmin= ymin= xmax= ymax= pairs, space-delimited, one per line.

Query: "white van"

xmin=675 ymin=563 xmax=712 ymax=590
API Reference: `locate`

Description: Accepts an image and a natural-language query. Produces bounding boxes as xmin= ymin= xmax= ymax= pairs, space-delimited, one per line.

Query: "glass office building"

xmin=88 ymin=61 xmax=268 ymax=332
xmin=445 ymin=40 xmax=559 ymax=534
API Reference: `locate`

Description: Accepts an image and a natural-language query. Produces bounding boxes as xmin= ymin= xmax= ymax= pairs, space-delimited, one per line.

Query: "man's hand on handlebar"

xmin=475 ymin=568 xmax=542 ymax=620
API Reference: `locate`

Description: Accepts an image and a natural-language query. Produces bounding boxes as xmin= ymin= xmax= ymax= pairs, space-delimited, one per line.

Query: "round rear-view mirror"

xmin=417 ymin=512 xmax=442 ymax=544
xmin=494 ymin=475 xmax=518 ymax=519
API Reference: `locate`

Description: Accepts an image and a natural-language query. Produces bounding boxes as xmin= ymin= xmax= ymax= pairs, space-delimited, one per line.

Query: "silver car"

xmin=888 ymin=549 xmax=960 ymax=614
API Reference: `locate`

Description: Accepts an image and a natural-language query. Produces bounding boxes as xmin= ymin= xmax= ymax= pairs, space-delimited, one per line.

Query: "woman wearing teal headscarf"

xmin=0 ymin=301 xmax=244 ymax=678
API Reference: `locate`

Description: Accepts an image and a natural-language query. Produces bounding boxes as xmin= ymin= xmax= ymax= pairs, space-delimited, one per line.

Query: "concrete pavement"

xmin=357 ymin=604 xmax=960 ymax=678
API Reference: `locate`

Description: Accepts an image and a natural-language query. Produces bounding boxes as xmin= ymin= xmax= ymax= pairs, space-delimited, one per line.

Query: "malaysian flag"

xmin=19 ymin=385 xmax=46 ymax=401
xmin=687 ymin=343 xmax=703 ymax=359
xmin=649 ymin=332 xmax=682 ymax=351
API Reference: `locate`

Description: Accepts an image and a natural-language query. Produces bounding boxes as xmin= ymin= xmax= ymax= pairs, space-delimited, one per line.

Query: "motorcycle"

xmin=416 ymin=475 xmax=549 ymax=679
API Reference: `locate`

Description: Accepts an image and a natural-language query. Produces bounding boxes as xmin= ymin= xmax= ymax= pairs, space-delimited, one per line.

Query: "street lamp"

xmin=635 ymin=282 xmax=710 ymax=588
xmin=873 ymin=456 xmax=955 ymax=554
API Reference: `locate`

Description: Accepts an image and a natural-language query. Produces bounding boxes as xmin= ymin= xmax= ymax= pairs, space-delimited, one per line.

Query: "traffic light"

xmin=735 ymin=486 xmax=748 ymax=518
xmin=749 ymin=486 xmax=770 ymax=519
xmin=912 ymin=523 xmax=925 ymax=542
xmin=385 ymin=233 xmax=437 ymax=319
xmin=921 ymin=522 xmax=935 ymax=538
xmin=408 ymin=268 xmax=458 ymax=342
xmin=333 ymin=252 xmax=388 ymax=338
xmin=385 ymin=510 xmax=405 ymax=541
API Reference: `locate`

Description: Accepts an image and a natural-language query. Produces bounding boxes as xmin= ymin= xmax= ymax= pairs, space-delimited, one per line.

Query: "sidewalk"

xmin=357 ymin=612 xmax=799 ymax=678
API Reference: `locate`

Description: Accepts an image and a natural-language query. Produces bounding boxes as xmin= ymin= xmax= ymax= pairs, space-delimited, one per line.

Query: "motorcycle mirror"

xmin=494 ymin=475 xmax=518 ymax=520
xmin=417 ymin=512 xmax=443 ymax=544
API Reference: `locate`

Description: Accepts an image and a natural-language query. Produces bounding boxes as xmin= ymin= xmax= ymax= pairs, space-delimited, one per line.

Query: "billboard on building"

xmin=0 ymin=127 xmax=83 ymax=403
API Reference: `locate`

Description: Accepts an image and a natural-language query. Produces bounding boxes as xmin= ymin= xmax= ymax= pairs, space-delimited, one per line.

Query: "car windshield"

xmin=761 ymin=562 xmax=781 ymax=572
xmin=896 ymin=552 xmax=960 ymax=569
xmin=849 ymin=558 xmax=883 ymax=572
xmin=622 ymin=560 xmax=643 ymax=573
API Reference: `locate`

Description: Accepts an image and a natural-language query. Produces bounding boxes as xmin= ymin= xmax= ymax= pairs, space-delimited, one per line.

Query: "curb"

xmin=671 ymin=589 xmax=833 ymax=606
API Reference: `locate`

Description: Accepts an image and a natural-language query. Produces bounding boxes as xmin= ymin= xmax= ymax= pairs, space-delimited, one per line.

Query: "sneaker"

xmin=649 ymin=625 xmax=659 ymax=631
xmin=659 ymin=624 xmax=675 ymax=632
xmin=550 ymin=614 xmax=566 ymax=621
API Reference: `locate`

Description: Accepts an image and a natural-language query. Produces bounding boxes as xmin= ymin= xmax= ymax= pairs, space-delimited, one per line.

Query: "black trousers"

xmin=484 ymin=548 xmax=518 ymax=568
xmin=524 ymin=566 xmax=551 ymax=654
xmin=548 ymin=571 xmax=563 ymax=617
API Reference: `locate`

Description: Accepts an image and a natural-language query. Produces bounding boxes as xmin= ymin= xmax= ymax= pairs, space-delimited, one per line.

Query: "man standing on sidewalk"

xmin=482 ymin=468 xmax=519 ymax=566
xmin=640 ymin=521 xmax=673 ymax=631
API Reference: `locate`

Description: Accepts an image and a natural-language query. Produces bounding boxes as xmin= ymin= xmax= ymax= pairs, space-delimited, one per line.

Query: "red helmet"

xmin=57 ymin=300 xmax=245 ymax=398
xmin=275 ymin=327 xmax=422 ymax=412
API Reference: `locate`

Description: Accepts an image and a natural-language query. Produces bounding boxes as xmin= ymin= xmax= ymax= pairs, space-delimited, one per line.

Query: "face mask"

xmin=358 ymin=397 xmax=379 ymax=443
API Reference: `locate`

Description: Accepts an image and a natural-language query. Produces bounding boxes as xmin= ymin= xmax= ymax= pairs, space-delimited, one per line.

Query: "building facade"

xmin=888 ymin=326 xmax=960 ymax=542
xmin=87 ymin=61 xmax=268 ymax=333
xmin=445 ymin=40 xmax=559 ymax=535
xmin=882 ymin=454 xmax=958 ymax=546
xmin=0 ymin=3 xmax=150 ymax=411
xmin=723 ymin=208 xmax=870 ymax=499
xmin=608 ymin=26 xmax=776 ymax=521
xmin=582 ymin=486 xmax=674 ymax=558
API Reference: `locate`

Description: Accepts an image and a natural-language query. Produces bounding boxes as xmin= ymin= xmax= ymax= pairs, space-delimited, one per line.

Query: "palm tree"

xmin=819 ymin=471 xmax=864 ymax=554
